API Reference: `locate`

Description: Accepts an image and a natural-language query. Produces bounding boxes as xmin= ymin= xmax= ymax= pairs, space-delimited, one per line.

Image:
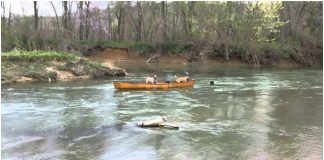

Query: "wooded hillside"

xmin=1 ymin=1 xmax=322 ymax=66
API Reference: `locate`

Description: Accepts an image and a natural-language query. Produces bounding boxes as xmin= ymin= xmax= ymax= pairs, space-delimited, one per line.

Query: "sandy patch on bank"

xmin=45 ymin=67 xmax=90 ymax=81
xmin=101 ymin=61 xmax=118 ymax=69
xmin=16 ymin=76 xmax=37 ymax=82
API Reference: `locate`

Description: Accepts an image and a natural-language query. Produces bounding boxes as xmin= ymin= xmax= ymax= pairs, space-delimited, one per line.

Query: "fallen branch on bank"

xmin=146 ymin=54 xmax=160 ymax=63
xmin=294 ymin=47 xmax=306 ymax=64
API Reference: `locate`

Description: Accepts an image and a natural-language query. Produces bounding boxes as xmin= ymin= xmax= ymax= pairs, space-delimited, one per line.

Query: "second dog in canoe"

xmin=174 ymin=75 xmax=190 ymax=83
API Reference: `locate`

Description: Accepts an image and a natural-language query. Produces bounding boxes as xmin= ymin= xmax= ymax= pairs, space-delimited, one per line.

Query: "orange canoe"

xmin=113 ymin=80 xmax=195 ymax=90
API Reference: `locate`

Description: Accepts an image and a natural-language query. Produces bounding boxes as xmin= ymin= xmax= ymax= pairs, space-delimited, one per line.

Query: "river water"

xmin=1 ymin=63 xmax=323 ymax=160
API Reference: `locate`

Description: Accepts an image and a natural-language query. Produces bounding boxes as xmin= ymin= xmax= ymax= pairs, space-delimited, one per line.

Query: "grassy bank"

xmin=1 ymin=51 xmax=126 ymax=85
xmin=2 ymin=50 xmax=78 ymax=61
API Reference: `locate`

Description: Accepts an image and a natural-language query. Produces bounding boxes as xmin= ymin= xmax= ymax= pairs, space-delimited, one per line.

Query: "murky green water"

xmin=1 ymin=63 xmax=323 ymax=160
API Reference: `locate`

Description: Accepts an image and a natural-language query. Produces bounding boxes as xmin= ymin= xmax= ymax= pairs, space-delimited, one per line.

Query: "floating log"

xmin=159 ymin=122 xmax=180 ymax=129
xmin=137 ymin=117 xmax=179 ymax=129
xmin=137 ymin=117 xmax=166 ymax=127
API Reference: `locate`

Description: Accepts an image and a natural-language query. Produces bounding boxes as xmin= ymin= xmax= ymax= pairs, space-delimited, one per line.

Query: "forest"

xmin=1 ymin=1 xmax=323 ymax=66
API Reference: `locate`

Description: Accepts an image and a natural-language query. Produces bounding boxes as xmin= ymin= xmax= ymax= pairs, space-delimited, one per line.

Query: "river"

xmin=1 ymin=63 xmax=323 ymax=160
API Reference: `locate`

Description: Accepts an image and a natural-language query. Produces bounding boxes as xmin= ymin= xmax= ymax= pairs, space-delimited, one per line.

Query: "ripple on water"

xmin=1 ymin=68 xmax=322 ymax=160
xmin=2 ymin=136 xmax=45 ymax=151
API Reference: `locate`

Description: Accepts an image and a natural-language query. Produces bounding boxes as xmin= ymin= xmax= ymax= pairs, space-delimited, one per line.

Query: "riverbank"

xmin=87 ymin=47 xmax=302 ymax=68
xmin=75 ymin=40 xmax=321 ymax=67
xmin=1 ymin=51 xmax=126 ymax=85
xmin=1 ymin=44 xmax=319 ymax=85
xmin=3 ymin=39 xmax=321 ymax=67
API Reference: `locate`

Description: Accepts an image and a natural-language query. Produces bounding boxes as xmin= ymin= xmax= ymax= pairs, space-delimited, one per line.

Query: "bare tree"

xmin=188 ymin=1 xmax=195 ymax=36
xmin=1 ymin=1 xmax=5 ymax=27
xmin=145 ymin=2 xmax=157 ymax=41
xmin=181 ymin=3 xmax=188 ymax=37
xmin=1 ymin=1 xmax=5 ymax=39
xmin=85 ymin=1 xmax=90 ymax=40
xmin=50 ymin=1 xmax=60 ymax=34
xmin=34 ymin=1 xmax=38 ymax=31
xmin=68 ymin=2 xmax=72 ymax=37
xmin=98 ymin=9 xmax=103 ymax=40
xmin=62 ymin=1 xmax=68 ymax=36
xmin=115 ymin=2 xmax=124 ymax=41
xmin=7 ymin=1 xmax=12 ymax=35
xmin=107 ymin=2 xmax=112 ymax=40
xmin=161 ymin=1 xmax=167 ymax=42
xmin=136 ymin=2 xmax=143 ymax=41
xmin=78 ymin=1 xmax=84 ymax=40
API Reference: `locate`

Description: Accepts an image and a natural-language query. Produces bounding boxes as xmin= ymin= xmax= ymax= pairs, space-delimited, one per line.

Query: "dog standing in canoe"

xmin=146 ymin=75 xmax=157 ymax=84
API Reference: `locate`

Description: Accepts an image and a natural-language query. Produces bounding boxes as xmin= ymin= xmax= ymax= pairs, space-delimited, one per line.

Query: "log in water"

xmin=137 ymin=117 xmax=179 ymax=129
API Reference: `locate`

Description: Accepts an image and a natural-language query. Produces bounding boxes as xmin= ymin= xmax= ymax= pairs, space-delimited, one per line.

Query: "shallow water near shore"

xmin=1 ymin=63 xmax=323 ymax=159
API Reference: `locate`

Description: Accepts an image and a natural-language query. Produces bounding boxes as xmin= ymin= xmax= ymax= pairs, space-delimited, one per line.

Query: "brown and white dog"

xmin=146 ymin=75 xmax=157 ymax=84
xmin=174 ymin=75 xmax=190 ymax=83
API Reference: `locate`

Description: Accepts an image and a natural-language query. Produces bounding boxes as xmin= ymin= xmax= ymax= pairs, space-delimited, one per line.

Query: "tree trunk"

xmin=136 ymin=2 xmax=143 ymax=41
xmin=279 ymin=2 xmax=291 ymax=43
xmin=1 ymin=1 xmax=4 ymax=26
xmin=172 ymin=4 xmax=177 ymax=41
xmin=116 ymin=2 xmax=124 ymax=41
xmin=7 ymin=1 xmax=11 ymax=35
xmin=181 ymin=6 xmax=188 ymax=37
xmin=161 ymin=1 xmax=167 ymax=42
xmin=145 ymin=3 xmax=156 ymax=41
xmin=225 ymin=44 xmax=229 ymax=61
xmin=78 ymin=1 xmax=84 ymax=40
xmin=62 ymin=1 xmax=68 ymax=32
xmin=254 ymin=54 xmax=259 ymax=65
xmin=50 ymin=1 xmax=60 ymax=36
xmin=34 ymin=1 xmax=38 ymax=31
xmin=188 ymin=1 xmax=195 ymax=35
xmin=68 ymin=1 xmax=72 ymax=37
xmin=107 ymin=2 xmax=112 ymax=40
xmin=85 ymin=1 xmax=90 ymax=40
xmin=117 ymin=9 xmax=121 ymax=41
xmin=1 ymin=1 xmax=5 ymax=39
xmin=98 ymin=9 xmax=102 ymax=40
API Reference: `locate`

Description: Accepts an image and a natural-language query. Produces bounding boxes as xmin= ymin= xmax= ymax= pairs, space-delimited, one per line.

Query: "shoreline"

xmin=1 ymin=49 xmax=320 ymax=85
xmin=87 ymin=48 xmax=305 ymax=68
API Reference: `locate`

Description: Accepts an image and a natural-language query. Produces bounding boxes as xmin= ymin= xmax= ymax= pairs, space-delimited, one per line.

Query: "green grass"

xmin=1 ymin=51 xmax=79 ymax=61
xmin=88 ymin=61 xmax=105 ymax=70
xmin=159 ymin=43 xmax=184 ymax=54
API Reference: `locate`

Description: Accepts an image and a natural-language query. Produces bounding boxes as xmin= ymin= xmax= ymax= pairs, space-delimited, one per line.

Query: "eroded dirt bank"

xmin=87 ymin=48 xmax=301 ymax=68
